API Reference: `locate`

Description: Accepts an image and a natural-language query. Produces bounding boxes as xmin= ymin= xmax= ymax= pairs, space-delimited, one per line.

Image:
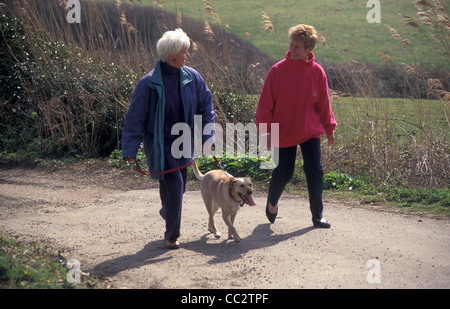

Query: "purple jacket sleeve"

xmin=121 ymin=77 xmax=150 ymax=159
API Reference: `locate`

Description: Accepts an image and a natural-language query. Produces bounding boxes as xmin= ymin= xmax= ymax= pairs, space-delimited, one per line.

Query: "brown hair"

xmin=288 ymin=24 xmax=318 ymax=51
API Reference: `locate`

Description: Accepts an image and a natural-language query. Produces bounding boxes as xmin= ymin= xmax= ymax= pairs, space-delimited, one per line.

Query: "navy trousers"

xmin=268 ymin=138 xmax=324 ymax=220
xmin=159 ymin=143 xmax=187 ymax=242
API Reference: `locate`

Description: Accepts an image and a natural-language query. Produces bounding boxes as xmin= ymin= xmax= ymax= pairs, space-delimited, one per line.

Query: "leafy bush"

xmin=0 ymin=15 xmax=136 ymax=159
xmin=195 ymin=154 xmax=272 ymax=181
xmin=109 ymin=146 xmax=148 ymax=172
xmin=324 ymin=171 xmax=365 ymax=190
xmin=212 ymin=89 xmax=257 ymax=124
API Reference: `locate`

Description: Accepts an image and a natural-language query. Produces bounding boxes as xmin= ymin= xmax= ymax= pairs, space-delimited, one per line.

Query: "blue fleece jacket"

xmin=121 ymin=60 xmax=215 ymax=180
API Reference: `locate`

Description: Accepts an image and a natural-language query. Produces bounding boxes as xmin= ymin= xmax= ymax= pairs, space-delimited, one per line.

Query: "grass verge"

xmin=0 ymin=233 xmax=107 ymax=289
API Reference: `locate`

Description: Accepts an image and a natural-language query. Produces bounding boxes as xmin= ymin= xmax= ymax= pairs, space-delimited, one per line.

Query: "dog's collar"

xmin=228 ymin=178 xmax=244 ymax=206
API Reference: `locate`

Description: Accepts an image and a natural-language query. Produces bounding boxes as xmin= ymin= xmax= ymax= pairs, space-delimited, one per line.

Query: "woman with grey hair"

xmin=122 ymin=29 xmax=215 ymax=249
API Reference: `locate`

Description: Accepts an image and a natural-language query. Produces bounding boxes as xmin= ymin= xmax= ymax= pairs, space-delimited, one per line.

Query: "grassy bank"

xmin=0 ymin=233 xmax=106 ymax=288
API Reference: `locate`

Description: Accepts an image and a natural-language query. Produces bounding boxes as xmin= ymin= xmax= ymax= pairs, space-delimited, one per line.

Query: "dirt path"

xmin=0 ymin=161 xmax=449 ymax=289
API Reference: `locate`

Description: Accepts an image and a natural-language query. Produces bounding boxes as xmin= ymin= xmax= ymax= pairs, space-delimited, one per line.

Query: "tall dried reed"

xmin=261 ymin=11 xmax=282 ymax=56
xmin=0 ymin=0 xmax=271 ymax=157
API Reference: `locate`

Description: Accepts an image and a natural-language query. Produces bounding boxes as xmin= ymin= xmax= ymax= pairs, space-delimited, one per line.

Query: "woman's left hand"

xmin=326 ymin=132 xmax=335 ymax=146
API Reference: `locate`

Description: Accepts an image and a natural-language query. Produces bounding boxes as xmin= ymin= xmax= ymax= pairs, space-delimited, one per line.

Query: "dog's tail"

xmin=192 ymin=159 xmax=204 ymax=181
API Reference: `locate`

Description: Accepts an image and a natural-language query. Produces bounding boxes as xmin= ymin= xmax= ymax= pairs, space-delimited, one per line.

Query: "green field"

xmin=114 ymin=0 xmax=448 ymax=67
xmin=331 ymin=97 xmax=449 ymax=138
xmin=239 ymin=95 xmax=449 ymax=142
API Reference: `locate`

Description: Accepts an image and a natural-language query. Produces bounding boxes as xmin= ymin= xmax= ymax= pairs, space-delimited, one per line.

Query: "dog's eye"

xmin=240 ymin=184 xmax=245 ymax=187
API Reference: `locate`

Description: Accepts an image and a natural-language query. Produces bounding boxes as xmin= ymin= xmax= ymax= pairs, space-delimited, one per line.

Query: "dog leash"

xmin=126 ymin=157 xmax=194 ymax=177
xmin=128 ymin=156 xmax=246 ymax=206
xmin=212 ymin=156 xmax=226 ymax=174
xmin=212 ymin=155 xmax=236 ymax=181
xmin=127 ymin=155 xmax=228 ymax=179
xmin=126 ymin=155 xmax=222 ymax=177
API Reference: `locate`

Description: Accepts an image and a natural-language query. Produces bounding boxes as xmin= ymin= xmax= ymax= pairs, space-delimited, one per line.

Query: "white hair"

xmin=156 ymin=28 xmax=191 ymax=62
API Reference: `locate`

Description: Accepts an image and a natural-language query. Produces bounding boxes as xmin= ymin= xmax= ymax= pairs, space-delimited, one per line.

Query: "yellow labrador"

xmin=192 ymin=160 xmax=256 ymax=242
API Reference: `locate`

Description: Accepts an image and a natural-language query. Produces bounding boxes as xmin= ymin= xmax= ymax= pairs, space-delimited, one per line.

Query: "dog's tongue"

xmin=245 ymin=195 xmax=256 ymax=206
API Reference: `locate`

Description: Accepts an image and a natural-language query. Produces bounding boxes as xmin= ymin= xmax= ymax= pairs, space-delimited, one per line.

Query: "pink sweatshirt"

xmin=256 ymin=51 xmax=336 ymax=148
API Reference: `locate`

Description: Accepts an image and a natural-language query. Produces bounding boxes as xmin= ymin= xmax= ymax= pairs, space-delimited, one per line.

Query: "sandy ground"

xmin=0 ymin=161 xmax=449 ymax=289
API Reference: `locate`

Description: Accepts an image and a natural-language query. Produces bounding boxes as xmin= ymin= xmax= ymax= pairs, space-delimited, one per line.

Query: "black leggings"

xmin=268 ymin=138 xmax=324 ymax=219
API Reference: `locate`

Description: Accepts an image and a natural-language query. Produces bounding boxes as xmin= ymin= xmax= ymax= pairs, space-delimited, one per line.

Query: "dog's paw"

xmin=229 ymin=234 xmax=241 ymax=242
xmin=209 ymin=227 xmax=221 ymax=238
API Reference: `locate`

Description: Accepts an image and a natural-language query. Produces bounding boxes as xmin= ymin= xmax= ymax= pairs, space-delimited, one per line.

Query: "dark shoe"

xmin=266 ymin=201 xmax=278 ymax=223
xmin=312 ymin=217 xmax=331 ymax=228
xmin=163 ymin=239 xmax=180 ymax=250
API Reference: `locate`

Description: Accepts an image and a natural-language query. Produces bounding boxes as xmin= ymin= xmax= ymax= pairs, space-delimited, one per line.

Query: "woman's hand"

xmin=326 ymin=132 xmax=335 ymax=146
xmin=124 ymin=157 xmax=138 ymax=165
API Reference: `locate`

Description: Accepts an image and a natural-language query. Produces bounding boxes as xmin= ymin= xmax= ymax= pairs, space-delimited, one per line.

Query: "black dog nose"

xmin=247 ymin=189 xmax=253 ymax=195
